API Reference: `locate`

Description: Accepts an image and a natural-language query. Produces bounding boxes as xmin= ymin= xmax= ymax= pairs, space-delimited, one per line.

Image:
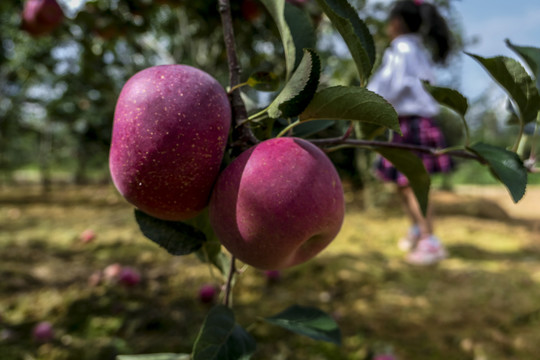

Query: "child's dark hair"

xmin=389 ymin=1 xmax=452 ymax=63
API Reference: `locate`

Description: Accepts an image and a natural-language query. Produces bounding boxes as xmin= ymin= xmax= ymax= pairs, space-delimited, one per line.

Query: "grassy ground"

xmin=1 ymin=183 xmax=540 ymax=360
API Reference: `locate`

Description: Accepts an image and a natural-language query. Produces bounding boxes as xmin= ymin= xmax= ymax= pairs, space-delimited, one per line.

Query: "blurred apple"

xmin=32 ymin=321 xmax=54 ymax=342
xmin=241 ymin=0 xmax=262 ymax=22
xmin=21 ymin=0 xmax=64 ymax=37
xmin=118 ymin=267 xmax=141 ymax=287
xmin=103 ymin=263 xmax=123 ymax=282
xmin=198 ymin=284 xmax=218 ymax=304
xmin=79 ymin=229 xmax=96 ymax=244
xmin=264 ymin=270 xmax=281 ymax=283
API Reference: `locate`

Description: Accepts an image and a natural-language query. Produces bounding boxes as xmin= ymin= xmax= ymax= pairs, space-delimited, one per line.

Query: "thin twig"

xmin=223 ymin=256 xmax=236 ymax=307
xmin=342 ymin=122 xmax=355 ymax=141
xmin=218 ymin=0 xmax=259 ymax=149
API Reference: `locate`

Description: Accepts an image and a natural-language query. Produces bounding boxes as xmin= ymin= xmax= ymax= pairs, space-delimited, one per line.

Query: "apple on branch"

xmin=210 ymin=137 xmax=345 ymax=270
xmin=109 ymin=65 xmax=231 ymax=221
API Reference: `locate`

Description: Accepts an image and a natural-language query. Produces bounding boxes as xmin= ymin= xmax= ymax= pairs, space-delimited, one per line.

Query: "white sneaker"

xmin=398 ymin=225 xmax=420 ymax=252
xmin=406 ymin=235 xmax=447 ymax=265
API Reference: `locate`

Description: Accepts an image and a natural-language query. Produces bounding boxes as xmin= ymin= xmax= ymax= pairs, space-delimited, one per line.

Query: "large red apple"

xmin=209 ymin=137 xmax=345 ymax=270
xmin=21 ymin=0 xmax=64 ymax=37
xmin=110 ymin=65 xmax=231 ymax=221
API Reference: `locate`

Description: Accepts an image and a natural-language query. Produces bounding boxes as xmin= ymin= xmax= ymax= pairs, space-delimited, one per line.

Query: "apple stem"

xmin=229 ymin=82 xmax=249 ymax=93
xmin=223 ymin=255 xmax=237 ymax=307
xmin=342 ymin=122 xmax=354 ymax=141
xmin=218 ymin=0 xmax=259 ymax=149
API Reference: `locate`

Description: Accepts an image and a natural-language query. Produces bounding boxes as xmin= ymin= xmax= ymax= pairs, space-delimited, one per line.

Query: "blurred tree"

xmin=0 ymin=0 xmax=464 ymax=189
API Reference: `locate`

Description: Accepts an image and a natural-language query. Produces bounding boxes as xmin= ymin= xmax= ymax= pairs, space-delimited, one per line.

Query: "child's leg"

xmin=398 ymin=186 xmax=447 ymax=265
xmin=397 ymin=185 xmax=433 ymax=239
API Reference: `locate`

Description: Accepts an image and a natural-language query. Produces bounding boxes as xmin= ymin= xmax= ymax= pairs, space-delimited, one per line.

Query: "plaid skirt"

xmin=375 ymin=116 xmax=454 ymax=186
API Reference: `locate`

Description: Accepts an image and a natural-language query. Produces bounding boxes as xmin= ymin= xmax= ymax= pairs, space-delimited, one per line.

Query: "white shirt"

xmin=368 ymin=34 xmax=439 ymax=118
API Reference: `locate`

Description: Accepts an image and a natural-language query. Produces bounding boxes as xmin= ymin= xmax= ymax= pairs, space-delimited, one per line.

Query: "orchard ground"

xmin=1 ymin=181 xmax=540 ymax=360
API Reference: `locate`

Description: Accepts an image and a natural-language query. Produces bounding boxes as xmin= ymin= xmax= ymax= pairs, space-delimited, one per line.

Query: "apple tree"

xmin=104 ymin=0 xmax=538 ymax=359
xmin=4 ymin=0 xmax=538 ymax=358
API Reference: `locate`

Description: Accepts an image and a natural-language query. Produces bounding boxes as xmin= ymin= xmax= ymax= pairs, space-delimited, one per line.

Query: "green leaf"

xmin=246 ymin=71 xmax=280 ymax=92
xmin=196 ymin=243 xmax=231 ymax=279
xmin=506 ymin=39 xmax=540 ymax=90
xmin=285 ymin=2 xmax=316 ymax=70
xmin=298 ymin=86 xmax=400 ymax=133
xmin=373 ymin=147 xmax=431 ymax=215
xmin=185 ymin=209 xmax=230 ymax=277
xmin=468 ymin=142 xmax=527 ymax=203
xmin=467 ymin=53 xmax=540 ymax=123
xmin=264 ymin=305 xmax=341 ymax=345
xmin=315 ymin=0 xmax=375 ymax=85
xmin=268 ymin=48 xmax=321 ymax=119
xmin=192 ymin=305 xmax=256 ymax=360
xmin=423 ymin=83 xmax=469 ymax=118
xmin=259 ymin=0 xmax=296 ymax=79
xmin=117 ymin=354 xmax=190 ymax=360
xmin=134 ymin=210 xmax=206 ymax=256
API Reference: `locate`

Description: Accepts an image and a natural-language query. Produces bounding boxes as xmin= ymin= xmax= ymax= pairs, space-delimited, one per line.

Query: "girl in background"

xmin=368 ymin=0 xmax=454 ymax=265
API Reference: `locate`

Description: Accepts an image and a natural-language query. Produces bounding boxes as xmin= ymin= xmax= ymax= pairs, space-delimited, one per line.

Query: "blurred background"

xmin=1 ymin=0 xmax=539 ymax=189
xmin=1 ymin=1 xmax=540 ymax=360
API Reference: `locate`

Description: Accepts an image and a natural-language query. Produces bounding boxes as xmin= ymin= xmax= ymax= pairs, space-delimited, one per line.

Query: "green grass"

xmin=1 ymin=185 xmax=540 ymax=359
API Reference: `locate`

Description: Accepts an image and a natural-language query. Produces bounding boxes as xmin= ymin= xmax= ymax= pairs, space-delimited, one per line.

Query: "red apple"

xmin=109 ymin=65 xmax=231 ymax=221
xmin=118 ymin=267 xmax=141 ymax=287
xmin=198 ymin=284 xmax=218 ymax=304
xmin=32 ymin=321 xmax=54 ymax=342
xmin=241 ymin=0 xmax=262 ymax=22
xmin=209 ymin=137 xmax=345 ymax=270
xmin=21 ymin=0 xmax=64 ymax=37
xmin=103 ymin=263 xmax=123 ymax=282
xmin=79 ymin=229 xmax=96 ymax=243
xmin=264 ymin=270 xmax=281 ymax=284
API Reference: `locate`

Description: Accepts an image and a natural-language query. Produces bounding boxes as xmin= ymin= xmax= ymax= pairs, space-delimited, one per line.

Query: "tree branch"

xmin=218 ymin=0 xmax=259 ymax=150
xmin=223 ymin=255 xmax=236 ymax=307
xmin=309 ymin=137 xmax=484 ymax=162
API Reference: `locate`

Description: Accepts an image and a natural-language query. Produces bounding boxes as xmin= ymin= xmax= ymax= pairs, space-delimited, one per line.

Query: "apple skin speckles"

xmin=109 ymin=65 xmax=231 ymax=221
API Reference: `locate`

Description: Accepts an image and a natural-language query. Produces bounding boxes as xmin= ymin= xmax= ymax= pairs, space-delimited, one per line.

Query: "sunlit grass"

xmin=1 ymin=184 xmax=540 ymax=359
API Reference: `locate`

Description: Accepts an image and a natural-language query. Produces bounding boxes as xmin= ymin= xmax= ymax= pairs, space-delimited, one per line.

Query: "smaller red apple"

xmin=21 ymin=0 xmax=64 ymax=37
xmin=198 ymin=284 xmax=218 ymax=304
xmin=264 ymin=270 xmax=281 ymax=283
xmin=241 ymin=0 xmax=262 ymax=22
xmin=79 ymin=229 xmax=96 ymax=244
xmin=32 ymin=321 xmax=54 ymax=342
xmin=103 ymin=263 xmax=123 ymax=282
xmin=118 ymin=267 xmax=141 ymax=287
